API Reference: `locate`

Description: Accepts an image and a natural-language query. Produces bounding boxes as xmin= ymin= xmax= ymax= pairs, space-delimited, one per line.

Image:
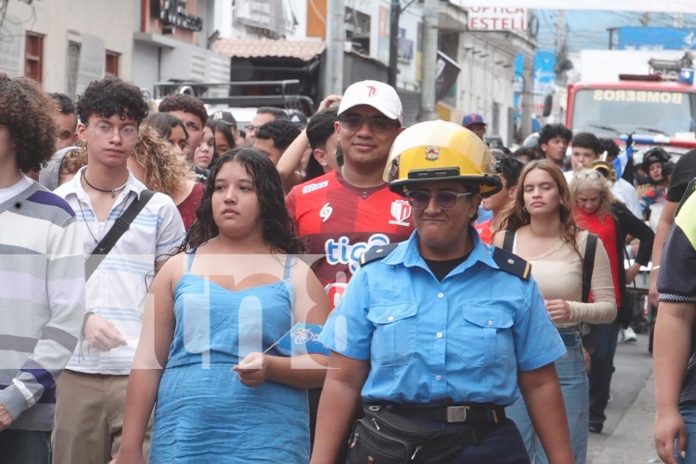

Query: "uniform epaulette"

xmin=492 ymin=247 xmax=531 ymax=280
xmin=360 ymin=243 xmax=399 ymax=267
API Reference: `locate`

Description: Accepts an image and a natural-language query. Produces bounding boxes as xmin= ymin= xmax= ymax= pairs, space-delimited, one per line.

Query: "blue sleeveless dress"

xmin=150 ymin=252 xmax=309 ymax=463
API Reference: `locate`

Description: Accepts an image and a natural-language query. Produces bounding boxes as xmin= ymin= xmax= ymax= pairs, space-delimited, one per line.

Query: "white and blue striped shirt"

xmin=55 ymin=167 xmax=185 ymax=374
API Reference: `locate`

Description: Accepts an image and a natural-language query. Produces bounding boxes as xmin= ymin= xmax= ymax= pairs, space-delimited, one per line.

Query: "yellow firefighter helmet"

xmin=383 ymin=120 xmax=501 ymax=197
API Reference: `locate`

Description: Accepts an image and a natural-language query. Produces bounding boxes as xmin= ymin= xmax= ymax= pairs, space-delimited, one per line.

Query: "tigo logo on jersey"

xmin=388 ymin=199 xmax=412 ymax=227
xmin=325 ymin=233 xmax=390 ymax=274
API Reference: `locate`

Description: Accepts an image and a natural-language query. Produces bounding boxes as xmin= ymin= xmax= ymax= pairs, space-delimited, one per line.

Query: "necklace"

xmin=82 ymin=170 xmax=128 ymax=199
xmin=77 ymin=191 xmax=133 ymax=245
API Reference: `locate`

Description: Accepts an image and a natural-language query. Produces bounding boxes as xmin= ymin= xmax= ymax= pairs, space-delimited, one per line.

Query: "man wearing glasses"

xmin=287 ymin=80 xmax=413 ymax=309
xmin=53 ymin=77 xmax=185 ymax=464
xmin=286 ymin=80 xmax=413 ymax=453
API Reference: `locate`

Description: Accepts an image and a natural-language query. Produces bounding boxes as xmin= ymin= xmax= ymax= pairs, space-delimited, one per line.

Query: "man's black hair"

xmin=307 ymin=107 xmax=337 ymax=150
xmin=158 ymin=94 xmax=208 ymax=125
xmin=538 ymin=123 xmax=572 ymax=145
xmin=497 ymin=155 xmax=524 ymax=188
xmin=256 ymin=107 xmax=290 ymax=120
xmin=513 ymin=146 xmax=537 ymax=162
xmin=599 ymin=138 xmax=620 ymax=161
xmin=49 ymin=92 xmax=75 ymax=115
xmin=571 ymin=132 xmax=602 ymax=155
xmin=256 ymin=119 xmax=300 ymax=151
xmin=77 ymin=76 xmax=149 ymax=124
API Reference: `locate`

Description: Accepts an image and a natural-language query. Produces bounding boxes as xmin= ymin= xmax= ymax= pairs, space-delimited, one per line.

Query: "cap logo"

xmin=425 ymin=146 xmax=440 ymax=161
xmin=367 ymin=85 xmax=376 ymax=97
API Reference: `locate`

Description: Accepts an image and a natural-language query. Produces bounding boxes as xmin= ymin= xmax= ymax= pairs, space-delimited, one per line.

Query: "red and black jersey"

xmin=287 ymin=170 xmax=414 ymax=309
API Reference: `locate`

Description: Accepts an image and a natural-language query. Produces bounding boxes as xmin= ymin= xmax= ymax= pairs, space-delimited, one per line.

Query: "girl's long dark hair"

xmin=180 ymin=148 xmax=303 ymax=254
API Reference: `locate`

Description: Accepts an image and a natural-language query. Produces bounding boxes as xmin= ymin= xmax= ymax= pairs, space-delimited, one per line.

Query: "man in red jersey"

xmin=287 ymin=80 xmax=414 ymax=310
xmin=286 ymin=79 xmax=414 ymax=457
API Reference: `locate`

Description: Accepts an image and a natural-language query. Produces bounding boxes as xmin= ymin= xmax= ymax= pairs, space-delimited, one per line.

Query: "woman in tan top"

xmin=494 ymin=159 xmax=616 ymax=464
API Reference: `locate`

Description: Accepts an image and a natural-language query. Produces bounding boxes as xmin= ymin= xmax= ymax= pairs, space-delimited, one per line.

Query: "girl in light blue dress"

xmin=115 ymin=148 xmax=330 ymax=464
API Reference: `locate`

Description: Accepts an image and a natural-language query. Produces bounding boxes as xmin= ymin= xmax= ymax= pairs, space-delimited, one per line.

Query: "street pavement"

xmin=587 ymin=331 xmax=661 ymax=463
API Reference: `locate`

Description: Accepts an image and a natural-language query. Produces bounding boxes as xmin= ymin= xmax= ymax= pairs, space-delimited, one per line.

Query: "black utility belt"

xmin=346 ymin=404 xmax=505 ymax=464
xmin=380 ymin=402 xmax=506 ymax=424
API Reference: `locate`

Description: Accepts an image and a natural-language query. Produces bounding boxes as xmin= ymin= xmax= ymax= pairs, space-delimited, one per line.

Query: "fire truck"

xmin=565 ymin=52 xmax=696 ymax=152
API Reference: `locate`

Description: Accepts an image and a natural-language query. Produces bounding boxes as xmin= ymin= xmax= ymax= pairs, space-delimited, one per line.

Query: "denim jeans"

xmin=0 ymin=429 xmax=51 ymax=464
xmin=450 ymin=419 xmax=529 ymax=464
xmin=589 ymin=321 xmax=620 ymax=429
xmin=679 ymin=403 xmax=696 ymax=464
xmin=507 ymin=328 xmax=589 ymax=464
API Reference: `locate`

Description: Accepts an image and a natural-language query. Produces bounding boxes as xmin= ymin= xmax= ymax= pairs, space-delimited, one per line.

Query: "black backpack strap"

xmin=502 ymin=230 xmax=515 ymax=252
xmin=582 ymin=233 xmax=598 ymax=303
xmin=85 ymin=190 xmax=155 ymax=281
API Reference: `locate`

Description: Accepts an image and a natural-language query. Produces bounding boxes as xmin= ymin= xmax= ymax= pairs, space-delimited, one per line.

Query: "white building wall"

xmin=2 ymin=0 xmax=136 ymax=93
xmin=455 ymin=32 xmax=517 ymax=141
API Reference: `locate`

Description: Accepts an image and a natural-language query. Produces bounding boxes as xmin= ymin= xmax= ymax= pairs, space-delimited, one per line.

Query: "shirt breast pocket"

xmin=461 ymin=308 xmax=514 ymax=367
xmin=366 ymin=304 xmax=417 ymax=367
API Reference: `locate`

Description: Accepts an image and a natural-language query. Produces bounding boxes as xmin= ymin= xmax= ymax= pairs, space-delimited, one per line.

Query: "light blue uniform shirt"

xmin=319 ymin=230 xmax=566 ymax=405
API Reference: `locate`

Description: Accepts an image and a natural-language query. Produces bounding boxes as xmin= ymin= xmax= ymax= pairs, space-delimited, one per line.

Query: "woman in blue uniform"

xmin=311 ymin=120 xmax=574 ymax=464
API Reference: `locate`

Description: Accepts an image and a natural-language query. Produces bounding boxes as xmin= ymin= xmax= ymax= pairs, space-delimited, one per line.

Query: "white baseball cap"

xmin=338 ymin=80 xmax=403 ymax=124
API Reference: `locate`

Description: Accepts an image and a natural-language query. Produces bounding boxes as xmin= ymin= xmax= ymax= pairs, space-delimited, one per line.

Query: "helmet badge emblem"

xmin=425 ymin=146 xmax=440 ymax=161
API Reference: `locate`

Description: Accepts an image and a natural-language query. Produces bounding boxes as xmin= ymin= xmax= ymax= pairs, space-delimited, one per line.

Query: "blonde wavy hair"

xmin=132 ymin=125 xmax=195 ymax=197
xmin=569 ymin=169 xmax=614 ymax=219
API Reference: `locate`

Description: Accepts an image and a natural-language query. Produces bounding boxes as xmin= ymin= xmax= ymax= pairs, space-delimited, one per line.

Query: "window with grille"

xmin=105 ymin=50 xmax=120 ymax=78
xmin=25 ymin=32 xmax=44 ymax=83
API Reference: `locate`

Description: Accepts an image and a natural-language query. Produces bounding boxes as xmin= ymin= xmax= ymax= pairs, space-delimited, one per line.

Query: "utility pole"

xmin=554 ymin=9 xmax=567 ymax=87
xmin=388 ymin=0 xmax=400 ymax=87
xmin=418 ymin=0 xmax=439 ymax=121
xmin=325 ymin=0 xmax=345 ymax=95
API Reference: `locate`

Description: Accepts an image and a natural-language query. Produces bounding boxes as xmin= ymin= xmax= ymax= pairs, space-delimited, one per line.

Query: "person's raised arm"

xmin=114 ymin=255 xmax=179 ymax=464
xmin=275 ymin=95 xmax=341 ymax=181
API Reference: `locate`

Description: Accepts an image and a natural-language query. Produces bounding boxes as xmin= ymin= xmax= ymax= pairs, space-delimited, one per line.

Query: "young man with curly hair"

xmin=53 ymin=77 xmax=185 ymax=464
xmin=0 ymin=75 xmax=85 ymax=464
xmin=157 ymin=94 xmax=208 ymax=161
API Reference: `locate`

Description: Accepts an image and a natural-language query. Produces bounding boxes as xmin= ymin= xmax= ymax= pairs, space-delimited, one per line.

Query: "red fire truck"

xmin=566 ymin=76 xmax=696 ymax=151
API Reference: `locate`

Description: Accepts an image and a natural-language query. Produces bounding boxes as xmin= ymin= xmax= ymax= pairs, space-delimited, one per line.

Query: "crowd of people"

xmin=0 ymin=71 xmax=695 ymax=464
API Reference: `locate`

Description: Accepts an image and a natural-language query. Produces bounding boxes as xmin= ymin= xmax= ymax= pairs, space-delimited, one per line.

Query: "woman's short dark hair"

xmin=77 ymin=76 xmax=149 ymax=125
xmin=0 ymin=74 xmax=57 ymax=172
xmin=142 ymin=112 xmax=188 ymax=140
xmin=210 ymin=120 xmax=236 ymax=153
xmin=182 ymin=148 xmax=303 ymax=254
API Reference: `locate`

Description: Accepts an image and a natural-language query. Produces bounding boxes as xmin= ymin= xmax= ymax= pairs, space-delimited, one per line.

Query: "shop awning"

xmin=213 ymin=38 xmax=326 ymax=62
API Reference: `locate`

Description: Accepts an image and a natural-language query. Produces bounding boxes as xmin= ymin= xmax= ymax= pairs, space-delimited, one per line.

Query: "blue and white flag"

xmin=274 ymin=322 xmax=330 ymax=356
xmin=614 ymin=133 xmax=634 ymax=179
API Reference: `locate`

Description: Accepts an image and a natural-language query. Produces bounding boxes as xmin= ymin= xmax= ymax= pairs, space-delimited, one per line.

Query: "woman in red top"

xmin=570 ymin=168 xmax=654 ymax=434
xmin=129 ymin=125 xmax=204 ymax=230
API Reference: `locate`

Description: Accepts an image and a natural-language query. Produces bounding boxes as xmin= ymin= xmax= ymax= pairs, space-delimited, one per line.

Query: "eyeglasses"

xmin=406 ymin=190 xmax=473 ymax=209
xmin=89 ymin=122 xmax=138 ymax=141
xmin=338 ymin=114 xmax=399 ymax=133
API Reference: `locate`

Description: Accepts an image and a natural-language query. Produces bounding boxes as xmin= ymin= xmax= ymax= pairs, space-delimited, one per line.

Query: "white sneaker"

xmin=623 ymin=327 xmax=637 ymax=343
